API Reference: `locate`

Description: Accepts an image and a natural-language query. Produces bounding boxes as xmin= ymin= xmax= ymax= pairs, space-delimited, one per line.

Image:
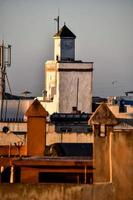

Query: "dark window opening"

xmin=1 ymin=167 xmax=10 ymax=183
xmin=119 ymin=100 xmax=127 ymax=113
xmin=39 ymin=172 xmax=93 ymax=184
xmin=2 ymin=126 xmax=9 ymax=133
xmin=14 ymin=167 xmax=21 ymax=183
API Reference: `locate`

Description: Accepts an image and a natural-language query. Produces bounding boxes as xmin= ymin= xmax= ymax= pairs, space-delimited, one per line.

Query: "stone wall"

xmin=0 ymin=183 xmax=114 ymax=200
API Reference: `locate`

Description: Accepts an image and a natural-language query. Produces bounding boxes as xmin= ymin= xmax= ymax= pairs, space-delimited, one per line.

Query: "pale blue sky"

xmin=0 ymin=0 xmax=133 ymax=97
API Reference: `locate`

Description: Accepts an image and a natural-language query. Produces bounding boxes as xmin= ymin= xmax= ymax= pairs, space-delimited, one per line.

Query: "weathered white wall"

xmin=45 ymin=61 xmax=57 ymax=100
xmin=46 ymin=124 xmax=94 ymax=145
xmin=54 ymin=38 xmax=61 ymax=60
xmin=41 ymin=99 xmax=58 ymax=115
xmin=44 ymin=61 xmax=93 ymax=114
xmin=0 ymin=122 xmax=27 ymax=132
xmin=57 ymin=62 xmax=93 ymax=113
xmin=0 ymin=121 xmax=93 ymax=145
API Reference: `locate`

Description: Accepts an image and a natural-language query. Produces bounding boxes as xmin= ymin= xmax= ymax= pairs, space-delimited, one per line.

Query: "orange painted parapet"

xmin=14 ymin=157 xmax=94 ymax=184
xmin=0 ymin=145 xmax=27 ymax=157
xmin=25 ymin=99 xmax=48 ymax=156
xmin=0 ymin=157 xmax=18 ymax=167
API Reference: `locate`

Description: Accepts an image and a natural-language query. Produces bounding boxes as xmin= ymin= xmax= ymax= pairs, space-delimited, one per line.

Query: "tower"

xmin=53 ymin=24 xmax=76 ymax=61
xmin=44 ymin=23 xmax=93 ymax=114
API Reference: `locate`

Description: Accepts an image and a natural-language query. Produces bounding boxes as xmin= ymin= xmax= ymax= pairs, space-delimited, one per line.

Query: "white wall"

xmin=54 ymin=38 xmax=61 ymax=61
xmin=44 ymin=61 xmax=93 ymax=114
xmin=57 ymin=62 xmax=93 ymax=113
xmin=45 ymin=61 xmax=57 ymax=100
xmin=46 ymin=124 xmax=94 ymax=145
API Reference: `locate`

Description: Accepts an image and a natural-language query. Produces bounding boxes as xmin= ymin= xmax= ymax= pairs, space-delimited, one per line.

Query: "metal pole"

xmin=76 ymin=78 xmax=79 ymax=110
xmin=8 ymin=45 xmax=11 ymax=66
xmin=16 ymin=99 xmax=20 ymax=121
xmin=4 ymin=98 xmax=8 ymax=121
xmin=84 ymin=165 xmax=87 ymax=184
xmin=57 ymin=15 xmax=59 ymax=33
xmin=0 ymin=42 xmax=6 ymax=120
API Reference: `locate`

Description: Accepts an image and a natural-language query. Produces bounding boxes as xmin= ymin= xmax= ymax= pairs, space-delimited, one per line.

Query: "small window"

xmin=119 ymin=105 xmax=127 ymax=113
xmin=99 ymin=125 xmax=106 ymax=137
xmin=119 ymin=100 xmax=127 ymax=113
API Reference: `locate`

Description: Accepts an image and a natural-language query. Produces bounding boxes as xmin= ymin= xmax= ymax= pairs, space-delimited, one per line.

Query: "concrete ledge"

xmin=0 ymin=183 xmax=115 ymax=200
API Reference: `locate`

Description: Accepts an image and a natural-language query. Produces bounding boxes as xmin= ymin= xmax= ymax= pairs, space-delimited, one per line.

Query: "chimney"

xmin=25 ymin=99 xmax=47 ymax=156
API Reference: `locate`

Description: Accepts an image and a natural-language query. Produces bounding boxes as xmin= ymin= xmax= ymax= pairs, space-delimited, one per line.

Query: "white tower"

xmin=53 ymin=24 xmax=76 ymax=61
xmin=44 ymin=24 xmax=93 ymax=114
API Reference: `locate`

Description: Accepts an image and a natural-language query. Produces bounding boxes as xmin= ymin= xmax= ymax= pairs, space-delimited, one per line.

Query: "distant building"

xmin=108 ymin=95 xmax=133 ymax=118
xmin=0 ymin=99 xmax=33 ymax=140
xmin=108 ymin=95 xmax=133 ymax=106
xmin=43 ymin=24 xmax=93 ymax=114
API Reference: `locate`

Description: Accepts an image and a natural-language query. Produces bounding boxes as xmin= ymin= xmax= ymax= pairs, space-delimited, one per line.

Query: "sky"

xmin=0 ymin=0 xmax=133 ymax=98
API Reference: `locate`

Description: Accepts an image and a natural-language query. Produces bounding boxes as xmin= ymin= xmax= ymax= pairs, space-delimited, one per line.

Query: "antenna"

xmin=112 ymin=80 xmax=117 ymax=87
xmin=76 ymin=78 xmax=79 ymax=110
xmin=0 ymin=40 xmax=11 ymax=120
xmin=54 ymin=8 xmax=60 ymax=33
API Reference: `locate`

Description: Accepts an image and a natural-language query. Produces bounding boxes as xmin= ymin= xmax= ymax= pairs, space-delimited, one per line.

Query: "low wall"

xmin=0 ymin=183 xmax=114 ymax=200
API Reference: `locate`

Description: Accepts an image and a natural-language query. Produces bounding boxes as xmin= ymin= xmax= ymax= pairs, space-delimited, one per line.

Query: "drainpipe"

xmin=109 ymin=130 xmax=112 ymax=183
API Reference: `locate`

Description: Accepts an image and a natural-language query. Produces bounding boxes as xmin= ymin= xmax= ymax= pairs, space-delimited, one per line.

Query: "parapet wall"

xmin=0 ymin=183 xmax=114 ymax=200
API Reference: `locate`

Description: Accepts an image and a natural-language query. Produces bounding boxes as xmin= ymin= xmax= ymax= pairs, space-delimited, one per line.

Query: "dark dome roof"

xmin=54 ymin=25 xmax=76 ymax=38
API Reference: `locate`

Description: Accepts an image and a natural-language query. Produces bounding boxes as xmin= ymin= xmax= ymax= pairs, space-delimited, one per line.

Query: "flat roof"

xmin=58 ymin=61 xmax=93 ymax=64
xmin=13 ymin=156 xmax=93 ymax=167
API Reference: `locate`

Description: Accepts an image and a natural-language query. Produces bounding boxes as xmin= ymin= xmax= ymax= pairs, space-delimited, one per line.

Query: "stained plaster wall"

xmin=111 ymin=130 xmax=133 ymax=200
xmin=93 ymin=126 xmax=111 ymax=183
xmin=44 ymin=62 xmax=93 ymax=114
xmin=0 ymin=183 xmax=114 ymax=200
xmin=93 ymin=127 xmax=133 ymax=200
xmin=58 ymin=62 xmax=93 ymax=113
xmin=46 ymin=124 xmax=93 ymax=145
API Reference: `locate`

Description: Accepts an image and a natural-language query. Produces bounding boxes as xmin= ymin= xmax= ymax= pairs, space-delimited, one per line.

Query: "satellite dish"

xmin=21 ymin=90 xmax=31 ymax=97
